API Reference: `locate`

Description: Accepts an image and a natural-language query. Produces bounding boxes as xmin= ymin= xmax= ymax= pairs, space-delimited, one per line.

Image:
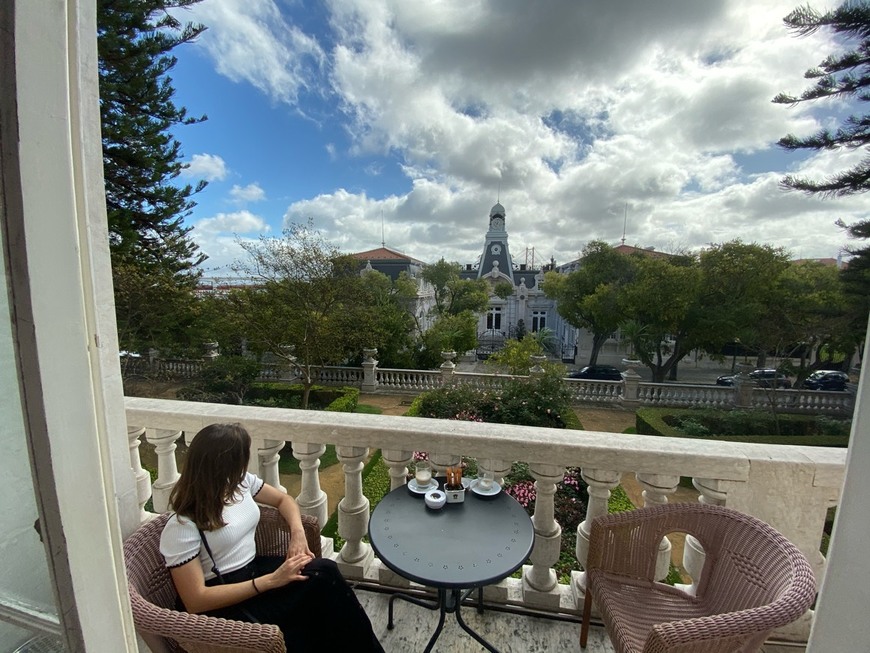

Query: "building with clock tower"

xmin=460 ymin=203 xmax=575 ymax=360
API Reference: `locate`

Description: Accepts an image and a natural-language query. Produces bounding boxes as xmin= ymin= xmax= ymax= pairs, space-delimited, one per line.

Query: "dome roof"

xmin=490 ymin=202 xmax=505 ymax=217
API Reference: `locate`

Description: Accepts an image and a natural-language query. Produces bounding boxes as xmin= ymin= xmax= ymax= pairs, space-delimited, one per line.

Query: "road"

xmin=459 ymin=349 xmax=741 ymax=385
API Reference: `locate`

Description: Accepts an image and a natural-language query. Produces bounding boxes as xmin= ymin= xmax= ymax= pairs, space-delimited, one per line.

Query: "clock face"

xmin=491 ymin=217 xmax=504 ymax=230
xmin=491 ymin=244 xmax=502 ymax=255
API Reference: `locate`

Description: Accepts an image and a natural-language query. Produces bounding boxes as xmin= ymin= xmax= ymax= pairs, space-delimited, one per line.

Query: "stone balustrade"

xmin=637 ymin=382 xmax=734 ymax=408
xmin=316 ymin=366 xmax=364 ymax=386
xmin=125 ymin=396 xmax=846 ymax=645
xmin=565 ymin=378 xmax=623 ymax=403
xmin=126 ymin=353 xmax=855 ymax=415
xmin=376 ymin=368 xmax=441 ymax=393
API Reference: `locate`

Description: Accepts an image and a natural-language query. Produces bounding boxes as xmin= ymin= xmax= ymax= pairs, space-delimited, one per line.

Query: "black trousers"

xmin=203 ymin=557 xmax=384 ymax=652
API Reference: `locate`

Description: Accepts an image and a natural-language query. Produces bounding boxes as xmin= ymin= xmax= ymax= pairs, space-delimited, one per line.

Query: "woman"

xmin=160 ymin=423 xmax=384 ymax=652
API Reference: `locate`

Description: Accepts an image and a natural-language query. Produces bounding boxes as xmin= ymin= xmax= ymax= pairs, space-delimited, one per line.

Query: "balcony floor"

xmin=356 ymin=587 xmax=798 ymax=652
xmin=356 ymin=587 xmax=610 ymax=652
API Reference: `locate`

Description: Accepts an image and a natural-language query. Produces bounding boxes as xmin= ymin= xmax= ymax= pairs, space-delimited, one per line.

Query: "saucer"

xmin=407 ymin=478 xmax=438 ymax=494
xmin=470 ymin=479 xmax=501 ymax=496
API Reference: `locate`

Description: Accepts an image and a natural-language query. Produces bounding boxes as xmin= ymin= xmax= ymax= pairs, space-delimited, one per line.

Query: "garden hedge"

xmin=636 ymin=407 xmax=849 ymax=448
xmin=247 ymin=382 xmax=359 ymax=412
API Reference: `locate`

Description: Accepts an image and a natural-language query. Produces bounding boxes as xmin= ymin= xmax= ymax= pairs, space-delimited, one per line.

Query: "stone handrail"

xmin=376 ymin=368 xmax=441 ymax=393
xmin=452 ymin=371 xmax=514 ymax=391
xmin=565 ymin=378 xmax=623 ymax=403
xmin=125 ymin=396 xmax=845 ymax=645
xmin=124 ymin=354 xmax=855 ymax=415
xmin=316 ymin=366 xmax=364 ymax=386
xmin=752 ymin=387 xmax=854 ymax=414
xmin=637 ymin=382 xmax=734 ymax=408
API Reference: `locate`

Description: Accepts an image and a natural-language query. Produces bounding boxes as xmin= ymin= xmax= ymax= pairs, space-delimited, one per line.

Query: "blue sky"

xmin=166 ymin=0 xmax=866 ymax=276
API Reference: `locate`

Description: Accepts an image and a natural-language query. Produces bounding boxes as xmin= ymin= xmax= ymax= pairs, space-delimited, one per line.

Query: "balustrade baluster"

xmin=144 ymin=428 xmax=182 ymax=513
xmin=429 ymin=452 xmax=461 ymax=478
xmin=335 ymin=446 xmax=373 ymax=578
xmin=258 ymin=439 xmax=286 ymax=493
xmin=127 ymin=426 xmax=152 ymax=521
xmin=382 ymin=449 xmax=414 ymax=491
xmin=677 ymin=477 xmax=728 ymax=595
xmin=636 ymin=473 xmax=680 ymax=581
xmin=573 ymin=468 xmax=620 ymax=599
xmin=522 ymin=463 xmax=564 ymax=608
xmin=291 ymin=442 xmax=328 ymax=528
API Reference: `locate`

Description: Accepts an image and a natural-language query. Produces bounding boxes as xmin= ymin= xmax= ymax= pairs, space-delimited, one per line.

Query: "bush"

xmin=175 ymin=355 xmax=263 ymax=404
xmin=247 ymin=383 xmax=357 ymax=411
xmin=410 ymin=375 xmax=572 ymax=429
xmin=324 ymin=387 xmax=359 ymax=413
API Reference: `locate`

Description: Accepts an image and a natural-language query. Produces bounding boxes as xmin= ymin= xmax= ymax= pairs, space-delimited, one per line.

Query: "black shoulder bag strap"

xmin=198 ymin=529 xmax=260 ymax=623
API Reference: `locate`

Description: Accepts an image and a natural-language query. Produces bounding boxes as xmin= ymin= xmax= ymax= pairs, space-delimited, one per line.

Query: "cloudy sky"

xmin=167 ymin=0 xmax=865 ymax=276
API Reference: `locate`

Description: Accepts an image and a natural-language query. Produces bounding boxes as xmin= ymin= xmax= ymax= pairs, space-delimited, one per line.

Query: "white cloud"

xmin=184 ymin=0 xmax=326 ymax=105
xmin=191 ymin=211 xmax=270 ymax=272
xmin=184 ymin=0 xmax=863 ymax=269
xmin=183 ymin=153 xmax=229 ymax=182
xmin=194 ymin=210 xmax=268 ymax=235
xmin=230 ymin=183 xmax=266 ymax=203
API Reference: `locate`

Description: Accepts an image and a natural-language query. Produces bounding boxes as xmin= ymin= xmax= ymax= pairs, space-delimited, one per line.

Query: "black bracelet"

xmin=251 ymin=577 xmax=260 ymax=594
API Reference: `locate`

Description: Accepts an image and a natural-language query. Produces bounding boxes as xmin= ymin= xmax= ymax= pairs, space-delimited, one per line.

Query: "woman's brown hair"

xmin=168 ymin=423 xmax=252 ymax=530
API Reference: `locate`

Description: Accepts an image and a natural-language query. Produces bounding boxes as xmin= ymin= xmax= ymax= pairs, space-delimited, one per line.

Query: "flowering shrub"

xmin=410 ymin=375 xmax=571 ymax=429
xmin=406 ymin=375 xmax=588 ymax=580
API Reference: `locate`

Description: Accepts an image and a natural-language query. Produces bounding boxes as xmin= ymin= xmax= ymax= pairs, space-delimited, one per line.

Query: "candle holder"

xmin=444 ymin=466 xmax=466 ymax=503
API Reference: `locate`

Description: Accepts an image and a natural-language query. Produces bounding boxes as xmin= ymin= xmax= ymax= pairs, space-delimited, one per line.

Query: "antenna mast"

xmin=621 ymin=203 xmax=627 ymax=246
xmin=381 ymin=210 xmax=385 ymax=248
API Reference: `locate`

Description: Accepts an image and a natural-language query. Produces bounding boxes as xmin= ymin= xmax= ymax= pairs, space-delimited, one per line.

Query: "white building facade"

xmin=460 ymin=203 xmax=576 ymax=360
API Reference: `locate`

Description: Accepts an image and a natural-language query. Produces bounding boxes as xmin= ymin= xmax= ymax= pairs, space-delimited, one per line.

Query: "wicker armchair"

xmin=580 ymin=503 xmax=816 ymax=653
xmin=124 ymin=506 xmax=322 ymax=653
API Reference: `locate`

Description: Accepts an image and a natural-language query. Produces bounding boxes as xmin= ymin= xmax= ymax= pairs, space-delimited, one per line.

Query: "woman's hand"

xmin=287 ymin=537 xmax=314 ymax=561
xmin=262 ymin=553 xmax=312 ymax=590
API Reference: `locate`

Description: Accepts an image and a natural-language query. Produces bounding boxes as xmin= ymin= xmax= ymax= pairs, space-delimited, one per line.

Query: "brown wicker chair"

xmin=124 ymin=506 xmax=322 ymax=653
xmin=579 ymin=503 xmax=816 ymax=653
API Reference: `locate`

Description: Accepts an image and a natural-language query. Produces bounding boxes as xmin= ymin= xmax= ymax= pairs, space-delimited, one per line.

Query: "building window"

xmin=487 ymin=307 xmax=502 ymax=331
xmin=532 ymin=310 xmax=546 ymax=332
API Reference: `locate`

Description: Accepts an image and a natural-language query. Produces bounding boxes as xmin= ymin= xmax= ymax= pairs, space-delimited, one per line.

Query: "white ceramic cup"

xmin=415 ymin=460 xmax=432 ymax=486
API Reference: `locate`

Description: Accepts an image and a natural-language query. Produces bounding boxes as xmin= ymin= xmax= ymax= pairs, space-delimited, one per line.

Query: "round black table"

xmin=369 ymin=479 xmax=535 ymax=652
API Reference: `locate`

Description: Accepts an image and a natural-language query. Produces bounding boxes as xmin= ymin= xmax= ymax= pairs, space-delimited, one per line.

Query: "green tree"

xmin=486 ymin=337 xmax=544 ymax=375
xmin=774 ymin=2 xmax=870 ymax=324
xmin=357 ymin=269 xmax=419 ymax=368
xmin=113 ymin=259 xmax=203 ymax=358
xmin=422 ymin=259 xmax=490 ymax=316
xmin=416 ymin=312 xmax=480 ymax=368
xmin=417 ymin=258 xmax=490 ymax=366
xmin=229 ymin=222 xmax=373 ymax=407
xmin=775 ymin=262 xmax=856 ymax=380
xmin=696 ymin=241 xmax=792 ymax=366
xmin=485 ymin=336 xmax=566 ymax=376
xmin=98 ymin=0 xmax=208 ymax=354
xmin=619 ymin=256 xmax=701 ymax=382
xmin=493 ymin=280 xmax=515 ymax=299
xmin=541 ymin=241 xmax=636 ymax=365
xmin=774 ymin=2 xmax=870 ymax=197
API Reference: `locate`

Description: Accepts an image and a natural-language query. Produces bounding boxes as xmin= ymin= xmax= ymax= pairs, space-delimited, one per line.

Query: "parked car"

xmin=803 ymin=370 xmax=849 ymax=391
xmin=715 ymin=368 xmax=792 ymax=389
xmin=567 ymin=365 xmax=623 ymax=381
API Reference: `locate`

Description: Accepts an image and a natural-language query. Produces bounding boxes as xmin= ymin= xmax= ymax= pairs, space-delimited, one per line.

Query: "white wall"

xmin=0 ymin=0 xmax=140 ymax=649
xmin=808 ymin=318 xmax=870 ymax=651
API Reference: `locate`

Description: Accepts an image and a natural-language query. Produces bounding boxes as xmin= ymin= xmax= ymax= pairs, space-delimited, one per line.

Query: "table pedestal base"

xmin=387 ymin=587 xmax=499 ymax=653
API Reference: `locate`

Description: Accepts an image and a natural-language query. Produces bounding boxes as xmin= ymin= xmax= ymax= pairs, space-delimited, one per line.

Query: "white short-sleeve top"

xmin=160 ymin=472 xmax=265 ymax=580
